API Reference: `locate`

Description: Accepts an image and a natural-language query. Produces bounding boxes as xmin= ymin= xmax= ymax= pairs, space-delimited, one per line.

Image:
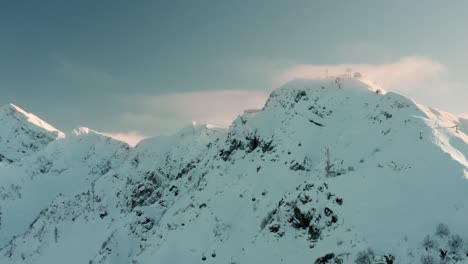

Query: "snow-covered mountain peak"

xmin=134 ymin=122 xmax=224 ymax=151
xmin=71 ymin=126 xmax=137 ymax=148
xmin=354 ymin=77 xmax=388 ymax=94
xmin=191 ymin=121 xmax=224 ymax=130
xmin=0 ymin=79 xmax=467 ymax=264
xmin=0 ymin=103 xmax=65 ymax=163
xmin=0 ymin=103 xmax=21 ymax=113
xmin=277 ymin=77 xmax=386 ymax=96
xmin=0 ymin=103 xmax=64 ymax=137
xmin=257 ymin=78 xmax=395 ymax=130
xmin=72 ymin=126 xmax=104 ymax=136
xmin=179 ymin=122 xmax=226 ymax=137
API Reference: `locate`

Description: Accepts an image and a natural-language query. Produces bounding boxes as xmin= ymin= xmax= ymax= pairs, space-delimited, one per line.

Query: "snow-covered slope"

xmin=0 ymin=123 xmax=130 ymax=248
xmin=0 ymin=77 xmax=467 ymax=264
xmin=0 ymin=104 xmax=64 ymax=163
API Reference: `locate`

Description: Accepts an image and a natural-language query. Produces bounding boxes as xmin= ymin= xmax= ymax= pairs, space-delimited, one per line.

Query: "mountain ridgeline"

xmin=0 ymin=77 xmax=467 ymax=264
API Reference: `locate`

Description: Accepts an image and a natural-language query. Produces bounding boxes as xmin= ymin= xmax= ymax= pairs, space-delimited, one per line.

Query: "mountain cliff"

xmin=0 ymin=77 xmax=467 ymax=264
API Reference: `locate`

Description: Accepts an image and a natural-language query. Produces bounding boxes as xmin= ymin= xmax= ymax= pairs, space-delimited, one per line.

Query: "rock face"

xmin=0 ymin=77 xmax=467 ymax=264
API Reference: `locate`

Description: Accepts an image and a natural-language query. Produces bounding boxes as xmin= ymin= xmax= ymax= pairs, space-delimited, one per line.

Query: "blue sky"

xmin=1 ymin=0 xmax=467 ymax=143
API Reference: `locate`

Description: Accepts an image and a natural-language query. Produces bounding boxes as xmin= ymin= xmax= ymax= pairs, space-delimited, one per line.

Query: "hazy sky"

xmin=1 ymin=0 xmax=468 ymax=144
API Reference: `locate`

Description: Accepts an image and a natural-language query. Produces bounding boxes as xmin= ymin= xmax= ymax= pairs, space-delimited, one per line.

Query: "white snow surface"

xmin=0 ymin=77 xmax=467 ymax=264
xmin=0 ymin=104 xmax=64 ymax=163
xmin=1 ymin=104 xmax=64 ymax=136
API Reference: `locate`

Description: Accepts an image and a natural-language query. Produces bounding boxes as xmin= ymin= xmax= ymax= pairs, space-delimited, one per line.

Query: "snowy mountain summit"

xmin=0 ymin=104 xmax=64 ymax=163
xmin=0 ymin=77 xmax=467 ymax=264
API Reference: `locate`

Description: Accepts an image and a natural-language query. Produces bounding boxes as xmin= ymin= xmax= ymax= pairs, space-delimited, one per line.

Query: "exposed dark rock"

xmin=315 ymin=253 xmax=343 ymax=264
xmin=269 ymin=224 xmax=280 ymax=233
xmin=294 ymin=90 xmax=307 ymax=102
xmin=290 ymin=207 xmax=311 ymax=229
xmin=309 ymin=119 xmax=324 ymax=127
xmin=335 ymin=198 xmax=343 ymax=205
xmin=308 ymin=225 xmax=321 ymax=240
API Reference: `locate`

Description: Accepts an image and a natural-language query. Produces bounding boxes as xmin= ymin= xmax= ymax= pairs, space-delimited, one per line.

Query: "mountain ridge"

xmin=0 ymin=104 xmax=64 ymax=137
xmin=0 ymin=77 xmax=467 ymax=264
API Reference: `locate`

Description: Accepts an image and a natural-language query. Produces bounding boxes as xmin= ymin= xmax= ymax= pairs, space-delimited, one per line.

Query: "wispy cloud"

xmin=65 ymin=55 xmax=466 ymax=138
xmin=276 ymin=56 xmax=468 ymax=113
xmin=114 ymin=56 xmax=468 ymax=137
xmin=276 ymin=56 xmax=444 ymax=88
xmin=116 ymin=90 xmax=269 ymax=136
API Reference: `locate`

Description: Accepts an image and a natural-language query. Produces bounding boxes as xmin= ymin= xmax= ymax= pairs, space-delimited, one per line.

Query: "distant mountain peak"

xmin=0 ymin=103 xmax=65 ymax=163
xmin=0 ymin=103 xmax=64 ymax=138
xmin=72 ymin=126 xmax=100 ymax=136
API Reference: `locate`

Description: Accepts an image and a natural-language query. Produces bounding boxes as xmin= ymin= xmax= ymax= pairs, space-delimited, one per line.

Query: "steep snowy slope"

xmin=0 ymin=104 xmax=64 ymax=163
xmin=0 ymin=125 xmax=130 ymax=248
xmin=0 ymin=77 xmax=467 ymax=264
xmin=0 ymin=123 xmax=224 ymax=264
